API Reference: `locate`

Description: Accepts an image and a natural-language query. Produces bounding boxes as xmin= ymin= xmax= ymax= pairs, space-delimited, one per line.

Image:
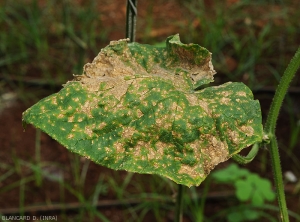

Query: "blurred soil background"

xmin=0 ymin=0 xmax=300 ymax=221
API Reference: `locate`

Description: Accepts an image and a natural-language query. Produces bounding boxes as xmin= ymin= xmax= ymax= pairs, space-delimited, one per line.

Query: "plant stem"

xmin=264 ymin=46 xmax=300 ymax=222
xmin=126 ymin=0 xmax=138 ymax=42
xmin=269 ymin=137 xmax=289 ymax=221
xmin=198 ymin=177 xmax=211 ymax=222
xmin=265 ymin=47 xmax=300 ymax=134
xmin=35 ymin=129 xmax=42 ymax=186
xmin=232 ymin=143 xmax=259 ymax=164
xmin=175 ymin=184 xmax=184 ymax=222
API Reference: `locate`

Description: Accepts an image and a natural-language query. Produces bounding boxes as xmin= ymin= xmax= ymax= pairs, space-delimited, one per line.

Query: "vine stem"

xmin=126 ymin=0 xmax=138 ymax=42
xmin=232 ymin=143 xmax=259 ymax=164
xmin=270 ymin=136 xmax=289 ymax=221
xmin=175 ymin=184 xmax=184 ymax=222
xmin=35 ymin=129 xmax=42 ymax=186
xmin=264 ymin=46 xmax=300 ymax=222
xmin=265 ymin=47 xmax=300 ymax=134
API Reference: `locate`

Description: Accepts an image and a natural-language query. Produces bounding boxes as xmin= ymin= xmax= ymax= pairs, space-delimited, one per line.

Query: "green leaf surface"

xmin=235 ymin=173 xmax=276 ymax=205
xmin=22 ymin=34 xmax=263 ymax=187
xmin=235 ymin=180 xmax=252 ymax=201
xmin=227 ymin=209 xmax=260 ymax=222
xmin=212 ymin=163 xmax=250 ymax=183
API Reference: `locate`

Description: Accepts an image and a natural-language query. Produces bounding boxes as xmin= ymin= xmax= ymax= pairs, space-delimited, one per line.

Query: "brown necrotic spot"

xmin=136 ymin=109 xmax=143 ymax=118
xmin=114 ymin=142 xmax=125 ymax=154
xmin=58 ymin=113 xmax=64 ymax=118
xmin=68 ymin=116 xmax=74 ymax=122
xmin=67 ymin=134 xmax=74 ymax=139
xmin=178 ymin=164 xmax=203 ymax=180
xmin=73 ymin=97 xmax=80 ymax=102
xmin=220 ymin=97 xmax=231 ymax=105
xmin=51 ymin=97 xmax=58 ymax=105
xmin=84 ymin=125 xmax=94 ymax=137
xmin=155 ymin=116 xmax=172 ymax=129
xmin=240 ymin=125 xmax=254 ymax=137
xmin=40 ymin=106 xmax=46 ymax=113
xmin=80 ymin=100 xmax=97 ymax=118
xmin=228 ymin=130 xmax=240 ymax=145
xmin=121 ymin=127 xmax=136 ymax=138
xmin=237 ymin=91 xmax=247 ymax=97
xmin=154 ymin=141 xmax=167 ymax=157
xmin=98 ymin=122 xmax=107 ymax=130
xmin=199 ymin=134 xmax=229 ymax=174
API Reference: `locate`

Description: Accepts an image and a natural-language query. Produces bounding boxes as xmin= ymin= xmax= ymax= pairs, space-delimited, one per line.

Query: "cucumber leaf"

xmin=22 ymin=34 xmax=263 ymax=187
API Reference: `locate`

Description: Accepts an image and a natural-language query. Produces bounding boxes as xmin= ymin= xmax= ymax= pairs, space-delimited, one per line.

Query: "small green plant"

xmin=212 ymin=163 xmax=276 ymax=221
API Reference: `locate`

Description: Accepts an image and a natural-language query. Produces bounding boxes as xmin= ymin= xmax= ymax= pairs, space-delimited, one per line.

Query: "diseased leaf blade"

xmin=22 ymin=34 xmax=263 ymax=187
